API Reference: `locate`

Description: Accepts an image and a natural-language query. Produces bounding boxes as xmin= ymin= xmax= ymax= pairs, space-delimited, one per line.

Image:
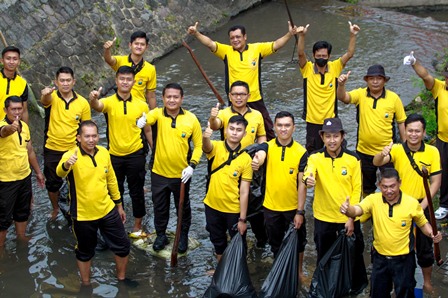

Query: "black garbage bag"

xmin=309 ymin=230 xmax=355 ymax=298
xmin=203 ymin=233 xmax=258 ymax=298
xmin=259 ymin=225 xmax=299 ymax=298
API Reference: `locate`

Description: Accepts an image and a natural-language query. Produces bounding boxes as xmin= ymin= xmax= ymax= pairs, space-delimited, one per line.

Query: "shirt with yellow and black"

xmin=217 ymin=105 xmax=266 ymax=149
xmin=0 ymin=70 xmax=28 ymax=120
xmin=262 ymin=138 xmax=308 ymax=211
xmin=44 ymin=90 xmax=91 ymax=152
xmin=146 ymin=107 xmax=202 ymax=178
xmin=0 ymin=118 xmax=31 ymax=182
xmin=303 ymin=147 xmax=362 ymax=223
xmin=204 ymin=140 xmax=253 ymax=213
xmin=213 ymin=42 xmax=275 ymax=103
xmin=358 ymin=191 xmax=427 ymax=256
xmin=431 ymin=79 xmax=448 ymax=142
xmin=111 ymin=55 xmax=157 ymax=102
xmin=56 ymin=145 xmax=121 ymax=221
xmin=300 ymin=59 xmax=344 ymax=124
xmin=100 ymin=93 xmax=149 ymax=157
xmin=348 ymin=87 xmax=406 ymax=155
xmin=389 ymin=142 xmax=442 ymax=200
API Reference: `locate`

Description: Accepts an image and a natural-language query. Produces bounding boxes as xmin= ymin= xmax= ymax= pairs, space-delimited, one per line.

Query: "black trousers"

xmin=247 ymin=99 xmax=275 ymax=141
xmin=356 ymin=150 xmax=394 ymax=196
xmin=436 ymin=137 xmax=448 ymax=208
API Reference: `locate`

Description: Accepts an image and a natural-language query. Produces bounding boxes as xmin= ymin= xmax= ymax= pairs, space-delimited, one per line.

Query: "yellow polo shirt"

xmin=0 ymin=70 xmax=28 ymax=120
xmin=431 ymin=79 xmax=448 ymax=142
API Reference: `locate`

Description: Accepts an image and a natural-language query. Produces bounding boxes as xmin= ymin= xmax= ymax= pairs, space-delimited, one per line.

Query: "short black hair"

xmin=162 ymin=82 xmax=184 ymax=97
xmin=130 ymin=31 xmax=149 ymax=44
xmin=405 ymin=113 xmax=426 ymax=130
xmin=379 ymin=168 xmax=400 ymax=182
xmin=2 ymin=46 xmax=21 ymax=58
xmin=275 ymin=111 xmax=295 ymax=124
xmin=116 ymin=65 xmax=135 ymax=77
xmin=228 ymin=25 xmax=246 ymax=36
xmin=312 ymin=41 xmax=332 ymax=55
xmin=4 ymin=96 xmax=22 ymax=108
xmin=228 ymin=115 xmax=248 ymax=128
xmin=230 ymin=80 xmax=249 ymax=93
xmin=78 ymin=120 xmax=98 ymax=135
xmin=56 ymin=66 xmax=74 ymax=79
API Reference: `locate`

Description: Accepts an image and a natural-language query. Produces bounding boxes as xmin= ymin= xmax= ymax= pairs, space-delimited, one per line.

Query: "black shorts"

xmin=205 ymin=204 xmax=246 ymax=255
xmin=72 ymin=207 xmax=130 ymax=262
xmin=305 ymin=122 xmax=324 ymax=153
xmin=416 ymin=207 xmax=435 ymax=267
xmin=0 ymin=174 xmax=32 ymax=230
xmin=44 ymin=148 xmax=65 ymax=192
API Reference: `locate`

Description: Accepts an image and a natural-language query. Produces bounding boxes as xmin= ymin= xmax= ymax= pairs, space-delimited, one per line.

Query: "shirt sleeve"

xmin=56 ymin=150 xmax=73 ymax=178
xmin=106 ymin=153 xmax=121 ymax=201
xmin=394 ymin=94 xmax=407 ymax=123
xmin=190 ymin=116 xmax=203 ymax=165
xmin=350 ymin=157 xmax=362 ymax=205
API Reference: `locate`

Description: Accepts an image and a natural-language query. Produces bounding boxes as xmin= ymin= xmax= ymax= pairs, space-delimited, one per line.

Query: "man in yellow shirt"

xmin=57 ymin=120 xmax=130 ymax=286
xmin=341 ymin=168 xmax=442 ymax=297
xmin=188 ymin=22 xmax=297 ymax=140
xmin=0 ymin=96 xmax=44 ymax=246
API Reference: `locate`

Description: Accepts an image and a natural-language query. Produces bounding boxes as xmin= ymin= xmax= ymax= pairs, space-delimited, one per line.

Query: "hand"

xmin=181 ymin=165 xmax=194 ymax=183
xmin=136 ymin=112 xmax=146 ymax=128
xmin=237 ymin=221 xmax=247 ymax=235
xmin=103 ymin=37 xmax=117 ymax=50
xmin=187 ymin=21 xmax=199 ymax=35
xmin=210 ymin=102 xmax=219 ymax=119
xmin=348 ymin=21 xmax=360 ymax=35
xmin=338 ymin=71 xmax=351 ymax=86
xmin=432 ymin=231 xmax=442 ymax=243
xmin=340 ymin=196 xmax=350 ymax=215
xmin=117 ymin=204 xmax=126 ymax=223
xmin=294 ymin=213 xmax=303 ymax=229
xmin=41 ymin=86 xmax=56 ymax=97
xmin=306 ymin=172 xmax=315 ymax=188
xmin=288 ymin=21 xmax=297 ymax=36
xmin=65 ymin=148 xmax=78 ymax=168
xmin=36 ymin=172 xmax=45 ymax=188
xmin=403 ymin=51 xmax=416 ymax=66
xmin=344 ymin=218 xmax=354 ymax=237
xmin=381 ymin=141 xmax=393 ymax=158
xmin=203 ymin=122 xmax=213 ymax=139
xmin=251 ymin=151 xmax=261 ymax=171
xmin=89 ymin=87 xmax=102 ymax=101
xmin=296 ymin=24 xmax=309 ymax=35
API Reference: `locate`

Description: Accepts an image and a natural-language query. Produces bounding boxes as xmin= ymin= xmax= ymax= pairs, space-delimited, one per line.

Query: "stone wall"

xmin=0 ymin=0 xmax=267 ymax=99
xmin=360 ymin=0 xmax=448 ymax=7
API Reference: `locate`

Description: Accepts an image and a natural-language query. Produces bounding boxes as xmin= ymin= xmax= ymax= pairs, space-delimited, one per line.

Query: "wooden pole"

xmin=171 ymin=182 xmax=186 ymax=267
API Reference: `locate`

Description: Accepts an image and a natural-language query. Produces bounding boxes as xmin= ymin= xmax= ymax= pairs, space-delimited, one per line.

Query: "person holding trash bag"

xmin=341 ymin=168 xmax=442 ymax=297
xmin=302 ymin=117 xmax=367 ymax=295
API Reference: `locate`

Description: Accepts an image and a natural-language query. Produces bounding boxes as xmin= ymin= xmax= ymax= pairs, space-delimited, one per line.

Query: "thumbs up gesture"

xmin=187 ymin=21 xmax=199 ymax=35
xmin=210 ymin=102 xmax=220 ymax=119
xmin=203 ymin=121 xmax=213 ymax=139
xmin=340 ymin=196 xmax=351 ymax=215
xmin=403 ymin=51 xmax=416 ymax=66
xmin=89 ymin=87 xmax=103 ymax=102
xmin=381 ymin=141 xmax=394 ymax=157
xmin=306 ymin=172 xmax=316 ymax=188
xmin=338 ymin=71 xmax=351 ymax=86
xmin=136 ymin=112 xmax=147 ymax=128
xmin=65 ymin=148 xmax=78 ymax=169
xmin=104 ymin=37 xmax=117 ymax=50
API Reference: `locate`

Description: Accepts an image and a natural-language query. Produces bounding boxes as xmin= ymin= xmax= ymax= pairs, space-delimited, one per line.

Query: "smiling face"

xmin=379 ymin=177 xmax=401 ymax=203
xmin=55 ymin=72 xmax=75 ymax=96
xmin=115 ymin=72 xmax=135 ymax=94
xmin=229 ymin=85 xmax=249 ymax=109
xmin=77 ymin=124 xmax=99 ymax=154
xmin=321 ymin=131 xmax=343 ymax=156
xmin=1 ymin=50 xmax=20 ymax=73
xmin=405 ymin=120 xmax=425 ymax=148
xmin=129 ymin=37 xmax=148 ymax=56
xmin=162 ymin=88 xmax=183 ymax=115
xmin=229 ymin=29 xmax=247 ymax=52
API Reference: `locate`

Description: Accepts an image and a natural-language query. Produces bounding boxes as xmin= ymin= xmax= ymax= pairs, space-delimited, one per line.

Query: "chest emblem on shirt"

xmin=341 ymin=167 xmax=347 ymax=176
xmin=289 ymin=168 xmax=294 ymax=174
xmin=385 ymin=113 xmax=389 ymax=118
xmin=401 ymin=220 xmax=406 ymax=227
xmin=233 ymin=170 xmax=238 ymax=177
xmin=251 ymin=127 xmax=255 ymax=133
xmin=138 ymin=79 xmax=143 ymax=85
xmin=251 ymin=59 xmax=256 ymax=67
xmin=181 ymin=132 xmax=186 ymax=138
xmin=104 ymin=167 xmax=108 ymax=173
xmin=75 ymin=114 xmax=80 ymax=121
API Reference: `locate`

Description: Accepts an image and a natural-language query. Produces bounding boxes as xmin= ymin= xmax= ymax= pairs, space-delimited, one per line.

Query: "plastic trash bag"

xmin=259 ymin=225 xmax=299 ymax=298
xmin=309 ymin=230 xmax=355 ymax=298
xmin=203 ymin=233 xmax=258 ymax=298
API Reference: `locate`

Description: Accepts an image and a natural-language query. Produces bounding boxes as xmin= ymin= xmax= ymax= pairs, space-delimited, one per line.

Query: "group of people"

xmin=0 ymin=16 xmax=447 ymax=297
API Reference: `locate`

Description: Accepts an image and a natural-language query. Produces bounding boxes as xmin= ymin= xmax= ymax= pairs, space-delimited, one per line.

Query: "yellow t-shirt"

xmin=303 ymin=148 xmax=362 ymax=223
xmin=44 ymin=90 xmax=91 ymax=151
xmin=204 ymin=140 xmax=253 ymax=213
xmin=0 ymin=70 xmax=28 ymax=120
xmin=348 ymin=87 xmax=406 ymax=155
xmin=147 ymin=107 xmax=202 ymax=178
xmin=0 ymin=119 xmax=31 ymax=181
xmin=300 ymin=59 xmax=344 ymax=124
xmin=359 ymin=192 xmax=427 ymax=256
xmin=431 ymin=79 xmax=448 ymax=142
xmin=213 ymin=42 xmax=275 ymax=102
xmin=263 ymin=139 xmax=308 ymax=211
xmin=100 ymin=94 xmax=149 ymax=156
xmin=217 ymin=106 xmax=266 ymax=149
xmin=112 ymin=55 xmax=157 ymax=102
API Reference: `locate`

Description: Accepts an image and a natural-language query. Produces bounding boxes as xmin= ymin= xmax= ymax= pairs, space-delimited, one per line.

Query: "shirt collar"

xmin=382 ymin=191 xmax=402 ymax=205
xmin=403 ymin=141 xmax=425 ymax=153
xmin=116 ymin=93 xmax=132 ymax=102
xmin=57 ymin=90 xmax=78 ymax=101
xmin=230 ymin=105 xmax=251 ymax=115
xmin=275 ymin=138 xmax=294 ymax=148
xmin=366 ymin=87 xmax=386 ymax=99
xmin=313 ymin=63 xmax=329 ymax=74
xmin=324 ymin=147 xmax=344 ymax=158
xmin=79 ymin=145 xmax=99 ymax=156
xmin=225 ymin=140 xmax=242 ymax=154
xmin=1 ymin=69 xmax=17 ymax=80
xmin=163 ymin=107 xmax=185 ymax=117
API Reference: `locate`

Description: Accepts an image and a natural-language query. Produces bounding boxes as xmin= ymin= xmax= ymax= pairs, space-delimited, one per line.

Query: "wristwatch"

xmin=238 ymin=217 xmax=247 ymax=223
xmin=296 ymin=210 xmax=305 ymax=216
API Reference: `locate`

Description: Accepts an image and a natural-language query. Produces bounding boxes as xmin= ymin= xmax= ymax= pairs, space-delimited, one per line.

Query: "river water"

xmin=1 ymin=0 xmax=448 ymax=297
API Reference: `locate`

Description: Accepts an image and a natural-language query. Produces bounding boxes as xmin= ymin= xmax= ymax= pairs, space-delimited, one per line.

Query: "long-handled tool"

xmin=284 ymin=0 xmax=298 ymax=63
xmin=421 ymin=166 xmax=444 ymax=266
xmin=171 ymin=182 xmax=186 ymax=267
xmin=182 ymin=41 xmax=226 ymax=106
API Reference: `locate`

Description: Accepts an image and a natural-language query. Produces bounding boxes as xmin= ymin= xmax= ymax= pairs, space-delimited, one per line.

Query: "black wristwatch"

xmin=238 ymin=217 xmax=247 ymax=223
xmin=296 ymin=210 xmax=305 ymax=216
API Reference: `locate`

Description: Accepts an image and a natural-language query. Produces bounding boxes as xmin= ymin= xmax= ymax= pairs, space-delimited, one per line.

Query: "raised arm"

xmin=208 ymin=102 xmax=222 ymax=130
xmin=296 ymin=24 xmax=309 ymax=68
xmin=89 ymin=87 xmax=104 ymax=112
xmin=403 ymin=51 xmax=435 ymax=90
xmin=340 ymin=21 xmax=360 ymax=66
xmin=373 ymin=141 xmax=393 ymax=166
xmin=103 ymin=37 xmax=117 ymax=67
xmin=273 ymin=21 xmax=296 ymax=52
xmin=337 ymin=71 xmax=352 ymax=104
xmin=187 ymin=22 xmax=217 ymax=52
xmin=40 ymin=86 xmax=56 ymax=106
xmin=202 ymin=122 xmax=213 ymax=153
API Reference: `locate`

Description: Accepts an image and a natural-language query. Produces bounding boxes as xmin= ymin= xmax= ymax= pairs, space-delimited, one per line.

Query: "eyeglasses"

xmin=230 ymin=93 xmax=248 ymax=97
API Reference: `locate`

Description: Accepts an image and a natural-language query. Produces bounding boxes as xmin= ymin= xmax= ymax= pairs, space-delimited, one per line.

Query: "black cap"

xmin=363 ymin=64 xmax=390 ymax=82
xmin=319 ymin=118 xmax=345 ymax=134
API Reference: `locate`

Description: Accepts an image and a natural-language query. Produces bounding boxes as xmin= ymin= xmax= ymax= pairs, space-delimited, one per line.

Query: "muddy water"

xmin=1 ymin=0 xmax=448 ymax=297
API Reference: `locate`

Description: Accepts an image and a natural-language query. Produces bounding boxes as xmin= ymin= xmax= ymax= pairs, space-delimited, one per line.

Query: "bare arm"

xmin=89 ymin=87 xmax=104 ymax=112
xmin=22 ymin=101 xmax=29 ymax=124
xmin=373 ymin=142 xmax=393 ymax=166
xmin=340 ymin=22 xmax=360 ymax=66
xmin=27 ymin=141 xmax=45 ymax=188
xmin=238 ymin=180 xmax=250 ymax=235
xmin=103 ymin=37 xmax=117 ymax=67
xmin=146 ymin=90 xmax=156 ymax=109
xmin=294 ymin=172 xmax=307 ymax=229
xmin=273 ymin=21 xmax=296 ymax=51
xmin=398 ymin=122 xmax=406 ymax=142
xmin=187 ymin=22 xmax=217 ymax=52
xmin=296 ymin=24 xmax=309 ymax=68
xmin=412 ymin=60 xmax=435 ymax=90
xmin=337 ymin=71 xmax=352 ymax=104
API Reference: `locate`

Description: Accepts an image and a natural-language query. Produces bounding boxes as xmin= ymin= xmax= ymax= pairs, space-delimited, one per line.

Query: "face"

xmin=129 ymin=37 xmax=148 ymax=56
xmin=163 ymin=88 xmax=183 ymax=113
xmin=55 ymin=73 xmax=75 ymax=94
xmin=4 ymin=101 xmax=23 ymax=122
xmin=1 ymin=51 xmax=20 ymax=72
xmin=115 ymin=73 xmax=135 ymax=93
xmin=229 ymin=29 xmax=247 ymax=52
xmin=366 ymin=76 xmax=386 ymax=94
xmin=322 ymin=132 xmax=343 ymax=155
xmin=313 ymin=48 xmax=329 ymax=60
xmin=226 ymin=122 xmax=247 ymax=144
xmin=405 ymin=121 xmax=425 ymax=147
xmin=379 ymin=177 xmax=401 ymax=202
xmin=229 ymin=86 xmax=249 ymax=108
xmin=274 ymin=116 xmax=295 ymax=142
xmin=77 ymin=125 xmax=99 ymax=153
